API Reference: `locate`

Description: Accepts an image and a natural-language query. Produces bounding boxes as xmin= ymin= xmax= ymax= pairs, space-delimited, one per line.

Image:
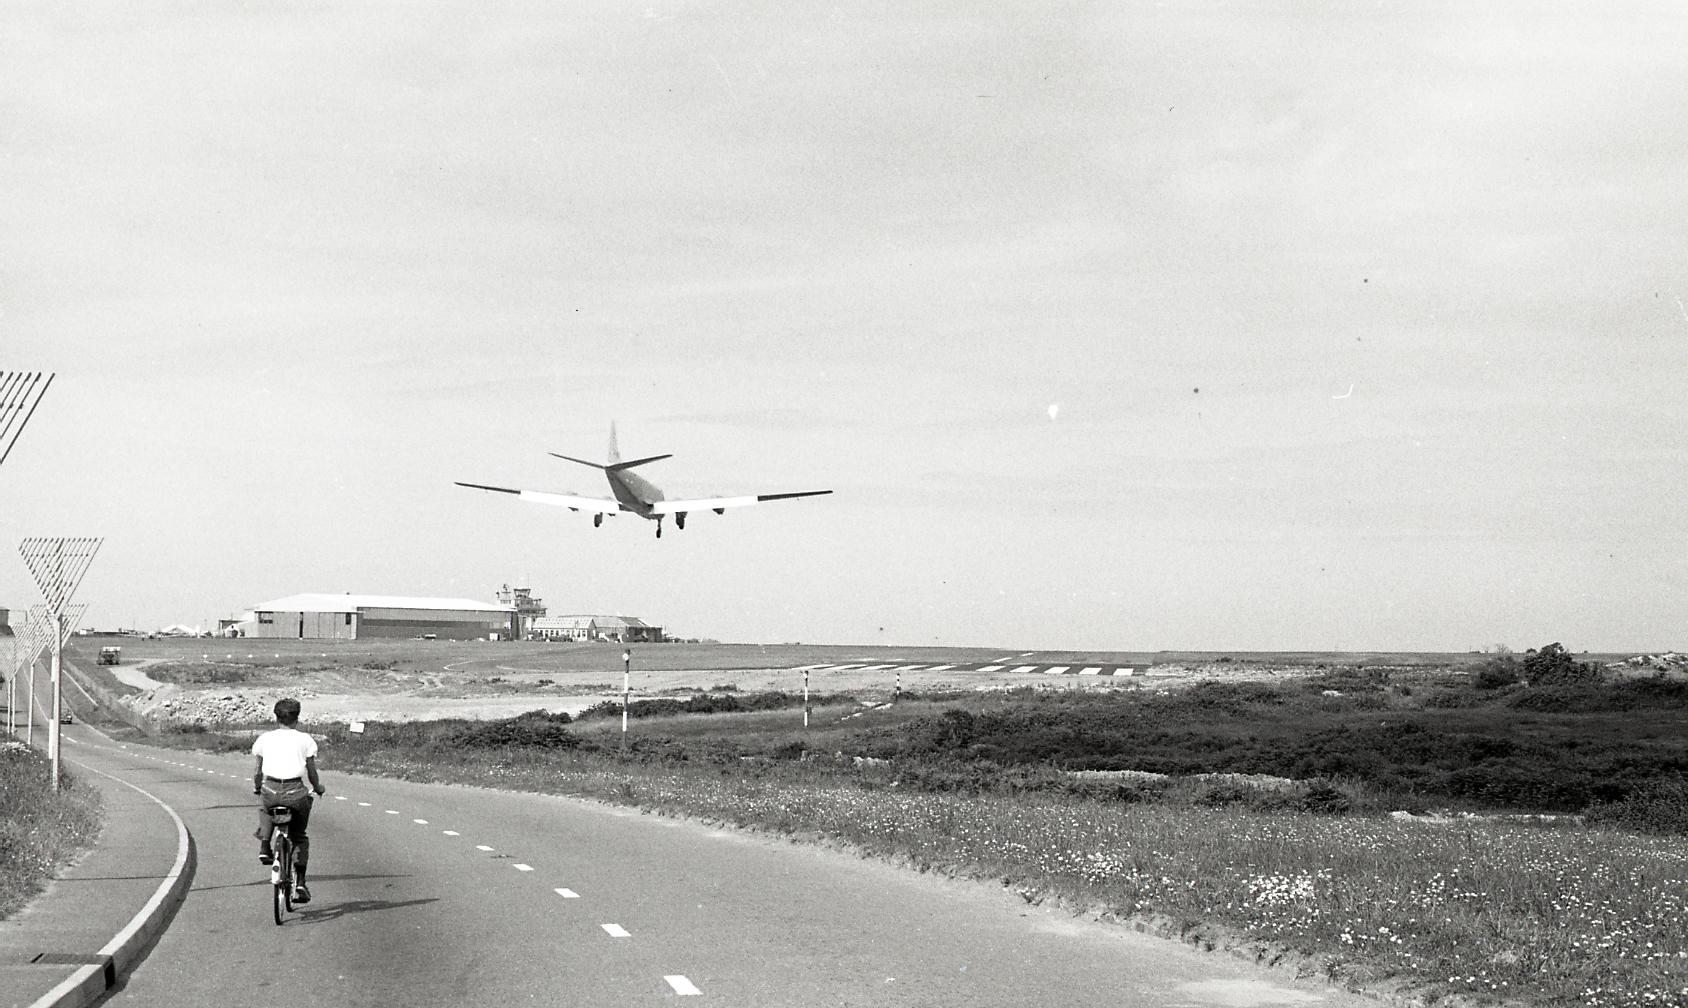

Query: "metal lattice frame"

xmin=19 ymin=538 xmax=101 ymax=614
xmin=18 ymin=539 xmax=99 ymax=784
xmin=11 ymin=604 xmax=83 ymax=737
xmin=0 ymin=371 xmax=53 ymax=472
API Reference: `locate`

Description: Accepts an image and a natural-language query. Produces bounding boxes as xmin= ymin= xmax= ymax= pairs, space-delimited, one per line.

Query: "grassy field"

xmin=134 ymin=731 xmax=1676 ymax=1007
xmin=0 ymin=741 xmax=103 ymax=921
xmin=130 ymin=669 xmax=1687 ymax=1007
xmin=80 ymin=638 xmax=1688 ymax=1003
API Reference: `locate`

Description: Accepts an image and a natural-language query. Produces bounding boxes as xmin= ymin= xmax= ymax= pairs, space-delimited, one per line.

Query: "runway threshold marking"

xmin=664 ymin=976 xmax=702 ymax=996
xmin=601 ymin=923 xmax=631 ymax=938
xmin=979 ymin=665 xmax=1003 ymax=672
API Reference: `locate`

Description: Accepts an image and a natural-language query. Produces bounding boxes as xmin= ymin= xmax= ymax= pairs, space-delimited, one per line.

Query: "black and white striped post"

xmin=620 ymin=649 xmax=631 ymax=752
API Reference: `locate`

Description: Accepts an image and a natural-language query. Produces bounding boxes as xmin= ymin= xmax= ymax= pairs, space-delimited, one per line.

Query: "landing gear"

xmin=676 ymin=512 xmax=687 ymax=530
xmin=655 ymin=516 xmax=664 ymax=539
xmin=593 ymin=514 xmax=604 ymax=528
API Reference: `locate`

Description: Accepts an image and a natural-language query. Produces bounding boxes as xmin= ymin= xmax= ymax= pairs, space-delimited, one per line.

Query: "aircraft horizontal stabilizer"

xmin=607 ymin=453 xmax=673 ymax=471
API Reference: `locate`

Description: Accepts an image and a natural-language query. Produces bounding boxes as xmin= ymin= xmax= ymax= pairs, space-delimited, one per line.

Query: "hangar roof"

xmin=250 ymin=593 xmax=512 ymax=614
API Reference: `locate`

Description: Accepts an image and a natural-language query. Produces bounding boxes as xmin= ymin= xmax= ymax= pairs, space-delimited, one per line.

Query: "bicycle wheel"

xmin=272 ymin=833 xmax=291 ymax=925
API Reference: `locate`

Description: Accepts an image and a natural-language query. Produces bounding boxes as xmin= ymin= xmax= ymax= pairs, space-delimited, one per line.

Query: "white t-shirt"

xmin=252 ymin=726 xmax=318 ymax=780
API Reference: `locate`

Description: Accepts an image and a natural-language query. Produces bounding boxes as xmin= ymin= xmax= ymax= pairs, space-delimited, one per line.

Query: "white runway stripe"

xmin=443 ymin=830 xmax=460 ymax=836
xmin=1080 ymin=667 xmax=1102 ymax=675
xmin=602 ymin=923 xmax=631 ymax=938
xmin=927 ymin=664 xmax=954 ymax=671
xmin=979 ymin=666 xmax=1003 ymax=672
xmin=664 ymin=976 xmax=702 ymax=996
xmin=476 ymin=845 xmax=494 ymax=851
xmin=554 ymin=888 xmax=579 ymax=898
xmin=1045 ymin=666 xmax=1069 ymax=675
xmin=1009 ymin=666 xmax=1037 ymax=674
xmin=513 ymin=864 xmax=534 ymax=872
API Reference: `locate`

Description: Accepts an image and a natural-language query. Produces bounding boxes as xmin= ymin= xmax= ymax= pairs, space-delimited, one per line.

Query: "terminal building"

xmin=530 ymin=615 xmax=663 ymax=643
xmin=233 ymin=594 xmax=516 ymax=641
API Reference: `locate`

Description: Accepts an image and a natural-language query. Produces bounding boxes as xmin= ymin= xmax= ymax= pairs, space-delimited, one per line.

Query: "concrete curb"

xmin=26 ymin=761 xmax=197 ymax=1008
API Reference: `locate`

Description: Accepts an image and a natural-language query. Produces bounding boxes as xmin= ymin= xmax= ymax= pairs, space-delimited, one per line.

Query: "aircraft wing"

xmin=454 ymin=481 xmax=623 ymax=516
xmin=648 ymin=490 xmax=832 ymax=515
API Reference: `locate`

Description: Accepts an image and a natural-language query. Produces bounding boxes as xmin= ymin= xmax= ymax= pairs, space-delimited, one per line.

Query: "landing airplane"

xmin=455 ymin=424 xmax=832 ymax=538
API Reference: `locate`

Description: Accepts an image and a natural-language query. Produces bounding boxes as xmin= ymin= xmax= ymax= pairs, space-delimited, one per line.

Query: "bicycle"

xmin=263 ymin=803 xmax=307 ymax=925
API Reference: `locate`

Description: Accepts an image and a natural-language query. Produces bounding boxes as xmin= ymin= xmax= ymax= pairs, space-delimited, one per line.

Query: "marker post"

xmin=620 ymin=649 xmax=631 ymax=752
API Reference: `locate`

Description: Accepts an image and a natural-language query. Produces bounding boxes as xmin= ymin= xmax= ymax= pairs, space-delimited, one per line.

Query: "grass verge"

xmin=0 ymin=741 xmax=104 ymax=921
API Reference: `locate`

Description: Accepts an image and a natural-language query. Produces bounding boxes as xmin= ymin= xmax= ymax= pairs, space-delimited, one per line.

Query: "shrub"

xmin=1583 ymin=776 xmax=1688 ymax=835
xmin=1470 ymin=655 xmax=1522 ymax=690
xmin=458 ymin=713 xmax=579 ymax=750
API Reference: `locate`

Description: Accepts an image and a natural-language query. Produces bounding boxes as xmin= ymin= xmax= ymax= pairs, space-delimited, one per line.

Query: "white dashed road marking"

xmin=443 ymin=830 xmax=460 ymax=836
xmin=601 ymin=924 xmax=630 ymax=938
xmin=664 ymin=976 xmax=702 ymax=996
xmin=385 ymin=810 xmax=399 ymax=815
xmin=554 ymin=888 xmax=579 ymax=899
xmin=476 ymin=845 xmax=494 ymax=852
xmin=413 ymin=819 xmax=429 ymax=824
xmin=358 ymin=802 xmax=371 ymax=807
xmin=513 ymin=864 xmax=534 ymax=872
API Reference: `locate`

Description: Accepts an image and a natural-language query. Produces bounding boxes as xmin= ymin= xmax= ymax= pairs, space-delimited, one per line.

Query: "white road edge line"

xmin=32 ymin=759 xmax=194 ymax=1008
xmin=664 ymin=976 xmax=702 ymax=996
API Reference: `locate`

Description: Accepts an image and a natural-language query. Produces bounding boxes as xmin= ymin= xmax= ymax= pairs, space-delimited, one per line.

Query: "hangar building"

xmin=237 ymin=594 xmax=516 ymax=641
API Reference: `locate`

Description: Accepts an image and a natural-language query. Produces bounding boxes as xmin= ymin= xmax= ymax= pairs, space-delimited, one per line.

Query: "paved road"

xmin=54 ymin=730 xmax=1379 ymax=1008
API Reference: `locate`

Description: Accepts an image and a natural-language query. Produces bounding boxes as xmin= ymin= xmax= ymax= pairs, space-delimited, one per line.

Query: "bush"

xmin=1583 ymin=776 xmax=1688 ymax=835
xmin=458 ymin=712 xmax=579 ymax=750
xmin=1471 ymin=655 xmax=1522 ymax=690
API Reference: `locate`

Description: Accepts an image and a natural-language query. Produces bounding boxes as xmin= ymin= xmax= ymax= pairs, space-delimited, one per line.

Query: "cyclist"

xmin=252 ymin=697 xmax=326 ymax=904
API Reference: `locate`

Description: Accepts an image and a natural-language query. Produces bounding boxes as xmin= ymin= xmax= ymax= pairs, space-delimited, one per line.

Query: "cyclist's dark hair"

xmin=274 ymin=698 xmax=302 ymax=725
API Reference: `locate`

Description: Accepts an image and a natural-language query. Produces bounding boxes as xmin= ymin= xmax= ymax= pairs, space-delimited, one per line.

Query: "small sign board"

xmin=349 ymin=721 xmax=365 ymax=734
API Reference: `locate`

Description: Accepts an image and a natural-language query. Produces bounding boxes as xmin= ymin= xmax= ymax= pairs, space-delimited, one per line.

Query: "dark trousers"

xmin=255 ymin=779 xmax=313 ymax=874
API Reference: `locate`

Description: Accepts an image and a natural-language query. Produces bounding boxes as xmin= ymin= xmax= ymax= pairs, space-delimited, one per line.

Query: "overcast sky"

xmin=3 ymin=2 xmax=1685 ymax=652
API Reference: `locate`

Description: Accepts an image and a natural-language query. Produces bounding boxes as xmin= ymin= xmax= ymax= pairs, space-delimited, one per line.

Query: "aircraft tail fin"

xmin=552 ymin=424 xmax=669 ymax=471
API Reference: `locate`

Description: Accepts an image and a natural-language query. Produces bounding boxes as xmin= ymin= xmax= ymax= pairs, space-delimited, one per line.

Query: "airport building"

xmin=530 ymin=615 xmax=663 ymax=643
xmin=234 ymin=594 xmax=516 ymax=641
